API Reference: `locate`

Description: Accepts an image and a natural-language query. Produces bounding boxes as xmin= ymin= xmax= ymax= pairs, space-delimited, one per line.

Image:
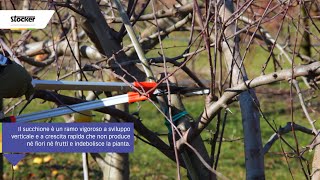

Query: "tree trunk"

xmin=300 ymin=4 xmax=311 ymax=58
xmin=220 ymin=1 xmax=265 ymax=179
xmin=312 ymin=138 xmax=320 ymax=180
xmin=103 ymin=103 xmax=129 ymax=180
xmin=300 ymin=5 xmax=320 ymax=180
xmin=76 ymin=1 xmax=136 ymax=179
xmin=78 ymin=0 xmax=146 ymax=82
xmin=113 ymin=0 xmax=212 ymax=178
xmin=167 ymin=76 xmax=214 ymax=180
xmin=104 ymin=153 xmax=129 ymax=180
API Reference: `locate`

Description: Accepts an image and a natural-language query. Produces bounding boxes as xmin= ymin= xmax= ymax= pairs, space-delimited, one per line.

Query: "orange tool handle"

xmin=128 ymin=92 xmax=148 ymax=103
xmin=133 ymin=81 xmax=157 ymax=92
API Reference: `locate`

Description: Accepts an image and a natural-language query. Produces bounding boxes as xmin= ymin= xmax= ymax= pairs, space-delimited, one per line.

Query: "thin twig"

xmin=263 ymin=122 xmax=314 ymax=154
xmin=292 ymin=79 xmax=318 ymax=135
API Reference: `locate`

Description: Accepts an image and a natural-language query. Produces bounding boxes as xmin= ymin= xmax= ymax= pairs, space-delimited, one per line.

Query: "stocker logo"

xmin=0 ymin=10 xmax=54 ymax=30
xmin=11 ymin=16 xmax=36 ymax=23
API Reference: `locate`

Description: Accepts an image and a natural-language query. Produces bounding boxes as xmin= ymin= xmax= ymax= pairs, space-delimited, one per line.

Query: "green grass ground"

xmin=3 ymin=90 xmax=318 ymax=179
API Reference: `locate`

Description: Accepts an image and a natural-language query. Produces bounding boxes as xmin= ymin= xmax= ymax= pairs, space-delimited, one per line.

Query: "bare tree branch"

xmin=105 ymin=2 xmax=199 ymax=22
xmin=292 ymin=79 xmax=318 ymax=134
xmin=263 ymin=122 xmax=314 ymax=154
xmin=176 ymin=61 xmax=320 ymax=150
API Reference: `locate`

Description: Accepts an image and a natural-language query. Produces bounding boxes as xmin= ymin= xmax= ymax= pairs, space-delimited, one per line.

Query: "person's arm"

xmin=0 ymin=54 xmax=34 ymax=99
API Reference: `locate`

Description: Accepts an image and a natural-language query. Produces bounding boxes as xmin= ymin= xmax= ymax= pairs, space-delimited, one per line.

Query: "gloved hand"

xmin=0 ymin=61 xmax=34 ymax=100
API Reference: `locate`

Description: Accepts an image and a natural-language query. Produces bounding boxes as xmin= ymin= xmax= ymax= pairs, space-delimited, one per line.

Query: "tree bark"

xmin=78 ymin=0 xmax=146 ymax=82
xmin=220 ymin=1 xmax=265 ymax=179
xmin=300 ymin=4 xmax=311 ymax=59
xmin=75 ymin=1 xmax=145 ymax=179
xmin=103 ymin=103 xmax=129 ymax=180
xmin=312 ymin=139 xmax=320 ymax=180
xmin=167 ymin=76 xmax=214 ymax=180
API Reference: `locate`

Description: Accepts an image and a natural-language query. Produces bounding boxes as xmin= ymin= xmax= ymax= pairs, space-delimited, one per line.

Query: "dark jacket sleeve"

xmin=0 ymin=61 xmax=34 ymax=99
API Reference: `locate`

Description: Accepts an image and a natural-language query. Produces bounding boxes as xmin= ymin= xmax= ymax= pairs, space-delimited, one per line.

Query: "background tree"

xmin=0 ymin=0 xmax=320 ymax=179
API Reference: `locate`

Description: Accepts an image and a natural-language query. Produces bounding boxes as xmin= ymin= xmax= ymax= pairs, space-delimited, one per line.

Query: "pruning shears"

xmin=0 ymin=80 xmax=208 ymax=123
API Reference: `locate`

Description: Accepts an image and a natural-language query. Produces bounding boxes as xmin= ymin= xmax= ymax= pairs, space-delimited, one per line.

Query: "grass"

xmin=3 ymin=89 xmax=318 ymax=179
